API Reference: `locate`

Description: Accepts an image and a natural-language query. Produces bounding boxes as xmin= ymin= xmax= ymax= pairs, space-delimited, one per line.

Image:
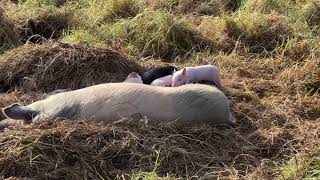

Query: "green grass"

xmin=63 ymin=29 xmax=102 ymax=45
xmin=126 ymin=150 xmax=177 ymax=180
xmin=7 ymin=0 xmax=319 ymax=59
xmin=280 ymin=149 xmax=320 ymax=179
xmin=65 ymin=10 xmax=214 ymax=60
xmin=96 ymin=0 xmax=143 ymax=23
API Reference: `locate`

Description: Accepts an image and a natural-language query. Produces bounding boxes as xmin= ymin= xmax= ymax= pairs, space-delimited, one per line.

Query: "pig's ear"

xmin=2 ymin=103 xmax=38 ymax=123
xmin=182 ymin=68 xmax=187 ymax=76
xmin=173 ymin=68 xmax=176 ymax=74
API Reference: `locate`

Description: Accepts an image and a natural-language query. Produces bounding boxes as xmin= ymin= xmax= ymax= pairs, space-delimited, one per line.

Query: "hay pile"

xmin=0 ymin=119 xmax=317 ymax=179
xmin=0 ymin=42 xmax=143 ymax=92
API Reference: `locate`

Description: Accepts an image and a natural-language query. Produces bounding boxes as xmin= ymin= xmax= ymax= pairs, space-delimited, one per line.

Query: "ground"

xmin=0 ymin=0 xmax=319 ymax=179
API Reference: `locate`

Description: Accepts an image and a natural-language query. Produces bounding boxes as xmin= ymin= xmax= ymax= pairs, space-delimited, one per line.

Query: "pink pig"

xmin=150 ymin=75 xmax=172 ymax=87
xmin=171 ymin=65 xmax=223 ymax=89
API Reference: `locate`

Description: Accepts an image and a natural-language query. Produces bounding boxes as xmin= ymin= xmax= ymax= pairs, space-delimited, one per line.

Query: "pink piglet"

xmin=171 ymin=65 xmax=223 ymax=89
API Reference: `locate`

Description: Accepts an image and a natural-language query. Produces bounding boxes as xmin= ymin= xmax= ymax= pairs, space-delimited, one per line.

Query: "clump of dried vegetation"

xmin=0 ymin=41 xmax=143 ymax=92
xmin=0 ymin=0 xmax=319 ymax=179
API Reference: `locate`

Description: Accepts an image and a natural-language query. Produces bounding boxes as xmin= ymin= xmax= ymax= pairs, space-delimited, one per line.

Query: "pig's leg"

xmin=215 ymin=77 xmax=223 ymax=89
xmin=211 ymin=69 xmax=223 ymax=89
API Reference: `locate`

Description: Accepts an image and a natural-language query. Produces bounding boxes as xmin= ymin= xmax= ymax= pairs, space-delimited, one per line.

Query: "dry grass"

xmin=0 ymin=119 xmax=316 ymax=179
xmin=0 ymin=41 xmax=143 ymax=92
xmin=0 ymin=0 xmax=319 ymax=179
xmin=0 ymin=52 xmax=318 ymax=179
xmin=0 ymin=110 xmax=318 ymax=179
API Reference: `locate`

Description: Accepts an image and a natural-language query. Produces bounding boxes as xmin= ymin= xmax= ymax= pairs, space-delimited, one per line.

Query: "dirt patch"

xmin=0 ymin=41 xmax=143 ymax=92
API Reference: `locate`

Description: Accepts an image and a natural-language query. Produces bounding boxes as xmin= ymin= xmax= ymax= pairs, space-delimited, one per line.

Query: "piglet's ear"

xmin=182 ymin=68 xmax=187 ymax=76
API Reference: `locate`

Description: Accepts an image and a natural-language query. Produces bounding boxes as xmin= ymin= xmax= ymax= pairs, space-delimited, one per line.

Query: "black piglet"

xmin=142 ymin=65 xmax=179 ymax=84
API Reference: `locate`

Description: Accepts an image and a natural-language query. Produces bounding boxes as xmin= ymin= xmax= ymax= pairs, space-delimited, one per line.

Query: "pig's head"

xmin=1 ymin=103 xmax=38 ymax=123
xmin=172 ymin=68 xmax=191 ymax=87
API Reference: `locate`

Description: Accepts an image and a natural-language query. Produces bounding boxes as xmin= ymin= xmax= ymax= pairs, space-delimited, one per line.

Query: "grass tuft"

xmin=88 ymin=0 xmax=143 ymax=24
xmin=224 ymin=11 xmax=292 ymax=54
xmin=100 ymin=10 xmax=213 ymax=60
xmin=0 ymin=9 xmax=21 ymax=53
xmin=9 ymin=3 xmax=73 ymax=43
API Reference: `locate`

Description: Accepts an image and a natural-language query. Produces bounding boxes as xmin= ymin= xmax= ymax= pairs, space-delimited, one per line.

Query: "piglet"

xmin=150 ymin=75 xmax=172 ymax=87
xmin=124 ymin=72 xmax=143 ymax=84
xmin=172 ymin=65 xmax=223 ymax=89
xmin=142 ymin=66 xmax=179 ymax=84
